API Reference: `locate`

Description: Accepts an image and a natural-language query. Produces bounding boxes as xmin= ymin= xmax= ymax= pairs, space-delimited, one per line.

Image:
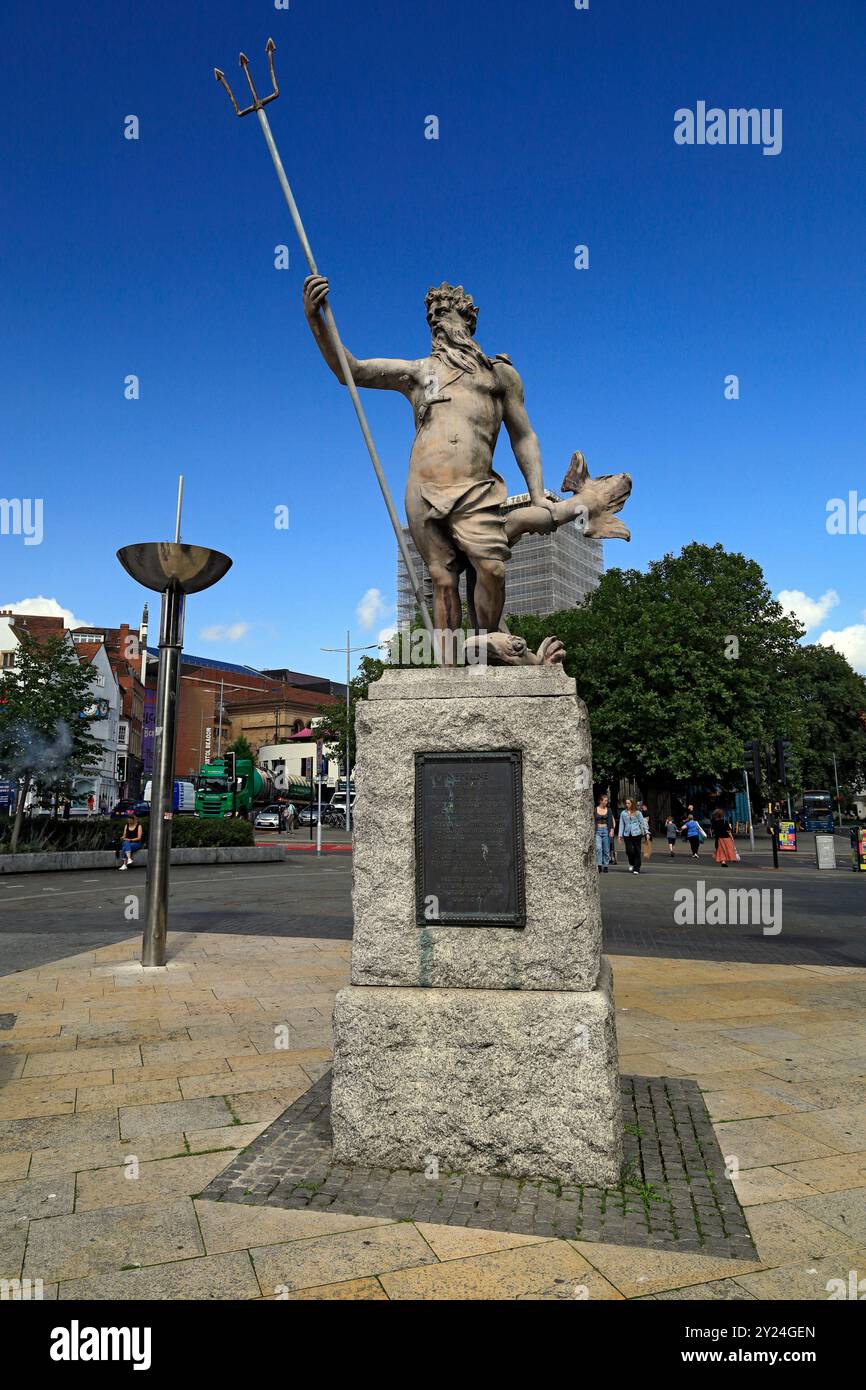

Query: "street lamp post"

xmin=321 ymin=631 xmax=383 ymax=834
xmin=117 ymin=478 xmax=232 ymax=967
xmin=832 ymin=752 xmax=843 ymax=830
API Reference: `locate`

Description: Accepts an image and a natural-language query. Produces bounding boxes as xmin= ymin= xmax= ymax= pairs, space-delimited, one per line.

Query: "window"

xmin=1 ymin=651 xmax=17 ymax=668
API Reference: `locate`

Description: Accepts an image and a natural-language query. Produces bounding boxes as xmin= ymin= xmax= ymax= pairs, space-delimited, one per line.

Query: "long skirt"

xmin=714 ymin=836 xmax=737 ymax=864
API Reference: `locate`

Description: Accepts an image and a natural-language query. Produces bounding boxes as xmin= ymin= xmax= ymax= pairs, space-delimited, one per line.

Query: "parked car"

xmin=297 ymin=806 xmax=319 ymax=826
xmin=254 ymin=804 xmax=284 ymax=831
xmin=111 ymin=799 xmax=140 ymax=819
xmin=132 ymin=800 xmax=150 ymax=817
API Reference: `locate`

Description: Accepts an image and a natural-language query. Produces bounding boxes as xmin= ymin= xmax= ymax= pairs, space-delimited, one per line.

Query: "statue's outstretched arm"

xmin=505 ymin=452 xmax=632 ymax=546
xmin=302 ymin=274 xmax=419 ymax=397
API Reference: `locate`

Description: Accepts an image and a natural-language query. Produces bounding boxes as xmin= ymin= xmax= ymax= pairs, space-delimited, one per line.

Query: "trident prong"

xmin=214 ymin=37 xmax=279 ymax=118
xmin=212 ymin=35 xmax=440 ymax=653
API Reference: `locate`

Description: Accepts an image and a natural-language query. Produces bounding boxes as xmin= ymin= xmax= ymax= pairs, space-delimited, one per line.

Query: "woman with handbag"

xmin=681 ymin=812 xmax=704 ymax=858
xmin=618 ymin=798 xmax=650 ymax=874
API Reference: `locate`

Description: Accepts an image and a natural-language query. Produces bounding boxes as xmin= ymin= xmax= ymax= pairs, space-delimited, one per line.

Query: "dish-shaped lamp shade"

xmin=117 ymin=543 xmax=233 ymax=594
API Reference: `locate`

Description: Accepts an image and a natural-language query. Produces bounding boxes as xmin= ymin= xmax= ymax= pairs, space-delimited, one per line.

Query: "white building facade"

xmin=70 ymin=639 xmax=122 ymax=811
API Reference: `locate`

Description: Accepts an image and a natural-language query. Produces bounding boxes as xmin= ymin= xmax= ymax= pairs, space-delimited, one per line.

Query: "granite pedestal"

xmin=330 ymin=665 xmax=624 ymax=1186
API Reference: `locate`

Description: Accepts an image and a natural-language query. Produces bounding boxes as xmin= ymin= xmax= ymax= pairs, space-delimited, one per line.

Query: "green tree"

xmin=314 ymin=655 xmax=385 ymax=772
xmin=786 ymin=642 xmax=866 ymax=803
xmin=508 ymin=542 xmax=804 ymax=795
xmin=0 ymin=633 xmax=102 ymax=852
xmin=226 ymin=733 xmax=255 ymax=764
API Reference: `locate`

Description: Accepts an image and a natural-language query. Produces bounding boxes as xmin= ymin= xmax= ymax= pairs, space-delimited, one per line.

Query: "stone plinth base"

xmin=330 ymin=958 xmax=623 ymax=1186
xmin=350 ymin=666 xmax=602 ymax=992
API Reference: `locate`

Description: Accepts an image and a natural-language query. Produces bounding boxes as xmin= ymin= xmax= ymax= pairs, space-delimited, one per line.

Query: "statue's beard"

xmin=430 ymin=319 xmax=493 ymax=374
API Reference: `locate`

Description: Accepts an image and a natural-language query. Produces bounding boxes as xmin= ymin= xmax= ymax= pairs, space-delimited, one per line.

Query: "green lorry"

xmin=194 ymin=755 xmax=276 ymax=819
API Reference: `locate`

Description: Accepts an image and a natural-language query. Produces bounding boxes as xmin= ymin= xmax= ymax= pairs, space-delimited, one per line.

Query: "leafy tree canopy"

xmin=225 ymin=733 xmax=255 ymax=764
xmin=509 ymin=542 xmax=806 ymax=790
xmin=315 ymin=655 xmax=384 ymax=771
xmin=787 ymin=641 xmax=866 ymax=796
xmin=0 ymin=632 xmax=102 ymax=850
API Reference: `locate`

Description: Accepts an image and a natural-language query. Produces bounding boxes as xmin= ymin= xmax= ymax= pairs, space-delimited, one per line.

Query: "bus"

xmin=800 ymin=789 xmax=834 ymax=833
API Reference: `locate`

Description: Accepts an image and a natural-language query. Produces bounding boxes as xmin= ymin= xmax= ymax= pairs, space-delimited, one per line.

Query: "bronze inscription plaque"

xmin=415 ymin=751 xmax=525 ymax=927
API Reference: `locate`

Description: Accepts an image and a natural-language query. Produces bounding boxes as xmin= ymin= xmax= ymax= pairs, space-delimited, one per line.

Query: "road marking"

xmin=0 ymin=869 xmax=301 ymax=907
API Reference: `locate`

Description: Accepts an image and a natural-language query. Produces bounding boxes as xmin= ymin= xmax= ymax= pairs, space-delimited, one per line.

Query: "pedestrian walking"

xmin=594 ymin=795 xmax=615 ymax=873
xmin=681 ymin=812 xmax=705 ymax=858
xmin=618 ymin=798 xmax=650 ymax=874
xmin=608 ymin=801 xmax=619 ymax=864
xmin=664 ymin=815 xmax=678 ymax=856
xmin=711 ymin=809 xmax=737 ymax=866
xmin=117 ymin=813 xmax=144 ymax=871
xmin=86 ymin=793 xmax=95 ymax=818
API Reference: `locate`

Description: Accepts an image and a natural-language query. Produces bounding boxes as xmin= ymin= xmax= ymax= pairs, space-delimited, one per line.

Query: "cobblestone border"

xmin=199 ymin=1072 xmax=755 ymax=1258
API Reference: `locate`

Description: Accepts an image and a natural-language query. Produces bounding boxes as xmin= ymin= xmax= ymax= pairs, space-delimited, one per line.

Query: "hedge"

xmin=0 ymin=815 xmax=254 ymax=854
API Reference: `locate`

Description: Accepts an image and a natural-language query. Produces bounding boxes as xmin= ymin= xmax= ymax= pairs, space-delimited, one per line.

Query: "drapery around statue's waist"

xmin=406 ymin=471 xmax=510 ymax=565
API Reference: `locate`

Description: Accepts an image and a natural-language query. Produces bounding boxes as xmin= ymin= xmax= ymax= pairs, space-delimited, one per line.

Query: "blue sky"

xmin=2 ymin=0 xmax=864 ymax=680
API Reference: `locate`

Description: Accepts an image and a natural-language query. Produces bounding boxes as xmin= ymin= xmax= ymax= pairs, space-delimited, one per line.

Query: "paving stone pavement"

xmin=2 ymin=931 xmax=866 ymax=1299
xmin=199 ymin=1070 xmax=756 ymax=1258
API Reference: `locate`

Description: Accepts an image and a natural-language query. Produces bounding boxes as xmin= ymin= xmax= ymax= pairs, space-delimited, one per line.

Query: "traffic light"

xmin=775 ymin=737 xmax=794 ymax=785
xmin=223 ymin=751 xmax=237 ymax=782
xmin=743 ymin=738 xmax=761 ymax=782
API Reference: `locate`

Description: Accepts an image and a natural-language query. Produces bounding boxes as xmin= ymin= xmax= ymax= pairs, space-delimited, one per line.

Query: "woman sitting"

xmin=118 ymin=813 xmax=144 ymax=871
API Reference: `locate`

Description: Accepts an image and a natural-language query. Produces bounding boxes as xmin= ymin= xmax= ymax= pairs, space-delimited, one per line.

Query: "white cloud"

xmin=817 ymin=624 xmax=866 ymax=674
xmin=356 ymin=588 xmax=389 ymax=631
xmin=198 ymin=623 xmax=250 ymax=643
xmin=0 ymin=595 xmax=90 ymax=628
xmin=777 ymin=588 xmax=840 ymax=631
xmin=377 ymin=624 xmax=397 ymax=648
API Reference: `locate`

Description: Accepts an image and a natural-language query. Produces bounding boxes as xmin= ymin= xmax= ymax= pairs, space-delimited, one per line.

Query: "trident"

xmin=215 ymin=38 xmax=438 ymax=650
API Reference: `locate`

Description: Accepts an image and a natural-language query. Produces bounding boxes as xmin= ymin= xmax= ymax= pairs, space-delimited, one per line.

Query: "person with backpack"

xmin=618 ymin=798 xmax=650 ymax=874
